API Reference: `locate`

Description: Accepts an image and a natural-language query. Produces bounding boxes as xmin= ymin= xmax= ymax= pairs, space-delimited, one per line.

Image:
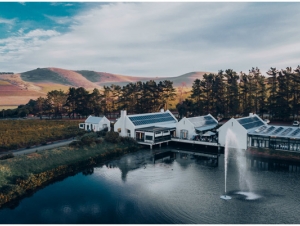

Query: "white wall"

xmin=176 ymin=117 xmax=196 ymax=139
xmin=218 ymin=118 xmax=248 ymax=150
xmin=101 ymin=116 xmax=111 ymax=131
xmin=114 ymin=111 xmax=135 ymax=138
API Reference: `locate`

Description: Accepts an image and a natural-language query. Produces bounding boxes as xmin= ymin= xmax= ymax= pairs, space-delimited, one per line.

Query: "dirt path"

xmin=1 ymin=138 xmax=76 ymax=157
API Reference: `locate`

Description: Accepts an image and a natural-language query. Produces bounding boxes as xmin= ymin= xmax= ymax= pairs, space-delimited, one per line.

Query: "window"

xmin=146 ymin=135 xmax=153 ymax=140
xmin=180 ymin=129 xmax=188 ymax=139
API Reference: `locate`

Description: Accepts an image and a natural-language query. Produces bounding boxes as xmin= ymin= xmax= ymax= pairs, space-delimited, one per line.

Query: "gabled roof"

xmin=85 ymin=115 xmax=103 ymax=124
xmin=127 ymin=111 xmax=177 ymax=127
xmin=236 ymin=114 xmax=265 ymax=131
xmin=248 ymin=125 xmax=300 ymax=139
xmin=186 ymin=114 xmax=218 ymax=131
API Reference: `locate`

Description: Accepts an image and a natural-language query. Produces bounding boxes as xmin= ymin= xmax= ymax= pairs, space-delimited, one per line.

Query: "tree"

xmin=47 ymin=90 xmax=67 ymax=118
xmin=224 ymin=69 xmax=239 ymax=117
xmin=266 ymin=67 xmax=279 ymax=119
xmin=190 ymin=79 xmax=203 ymax=116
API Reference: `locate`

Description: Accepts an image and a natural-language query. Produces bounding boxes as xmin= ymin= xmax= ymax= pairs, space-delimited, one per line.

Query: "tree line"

xmin=1 ymin=80 xmax=176 ymax=119
xmin=177 ymin=65 xmax=300 ymax=121
xmin=2 ymin=65 xmax=300 ymax=121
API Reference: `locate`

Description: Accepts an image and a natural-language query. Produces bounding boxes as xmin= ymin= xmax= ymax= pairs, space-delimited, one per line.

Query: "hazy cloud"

xmin=1 ymin=2 xmax=300 ymax=76
xmin=45 ymin=15 xmax=73 ymax=25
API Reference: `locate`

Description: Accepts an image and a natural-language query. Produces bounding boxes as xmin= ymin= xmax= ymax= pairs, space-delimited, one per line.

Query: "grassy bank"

xmin=0 ymin=120 xmax=85 ymax=152
xmin=0 ymin=132 xmax=140 ymax=208
xmin=247 ymin=147 xmax=300 ymax=163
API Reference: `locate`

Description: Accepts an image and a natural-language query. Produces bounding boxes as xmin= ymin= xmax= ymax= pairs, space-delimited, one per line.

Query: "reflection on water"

xmin=0 ymin=147 xmax=300 ymax=224
xmin=249 ymin=157 xmax=300 ymax=172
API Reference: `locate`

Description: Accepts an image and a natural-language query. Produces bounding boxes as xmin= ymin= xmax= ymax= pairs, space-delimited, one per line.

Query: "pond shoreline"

xmin=246 ymin=147 xmax=300 ymax=163
xmin=0 ymin=140 xmax=140 ymax=208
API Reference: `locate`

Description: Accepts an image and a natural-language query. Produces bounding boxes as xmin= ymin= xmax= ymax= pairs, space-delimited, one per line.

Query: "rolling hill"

xmin=0 ymin=67 xmax=209 ymax=107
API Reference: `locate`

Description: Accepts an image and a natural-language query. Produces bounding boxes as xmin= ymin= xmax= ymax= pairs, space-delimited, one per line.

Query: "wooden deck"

xmin=171 ymin=138 xmax=219 ymax=146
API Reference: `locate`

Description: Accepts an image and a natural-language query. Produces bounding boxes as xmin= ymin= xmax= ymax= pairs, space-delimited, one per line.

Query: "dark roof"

xmin=128 ymin=112 xmax=177 ymax=126
xmin=236 ymin=115 xmax=265 ymax=130
xmin=135 ymin=126 xmax=176 ymax=133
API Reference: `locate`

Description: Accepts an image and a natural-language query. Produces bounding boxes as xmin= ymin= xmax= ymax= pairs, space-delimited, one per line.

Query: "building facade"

xmin=79 ymin=115 xmax=110 ymax=132
xmin=114 ymin=109 xmax=178 ymax=144
xmin=176 ymin=114 xmax=218 ymax=140
xmin=218 ymin=113 xmax=266 ymax=150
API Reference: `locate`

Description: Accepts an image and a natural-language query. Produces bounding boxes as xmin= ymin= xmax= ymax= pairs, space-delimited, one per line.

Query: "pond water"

xmin=1 ymin=147 xmax=300 ymax=224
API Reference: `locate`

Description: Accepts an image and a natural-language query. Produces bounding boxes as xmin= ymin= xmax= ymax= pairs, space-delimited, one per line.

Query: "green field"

xmin=0 ymin=119 xmax=85 ymax=152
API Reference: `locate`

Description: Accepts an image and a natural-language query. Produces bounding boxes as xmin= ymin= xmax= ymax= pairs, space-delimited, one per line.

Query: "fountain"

xmin=220 ymin=128 xmax=253 ymax=200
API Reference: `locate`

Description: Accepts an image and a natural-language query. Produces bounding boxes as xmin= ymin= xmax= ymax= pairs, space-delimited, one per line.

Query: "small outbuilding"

xmin=176 ymin=114 xmax=218 ymax=140
xmin=79 ymin=115 xmax=110 ymax=132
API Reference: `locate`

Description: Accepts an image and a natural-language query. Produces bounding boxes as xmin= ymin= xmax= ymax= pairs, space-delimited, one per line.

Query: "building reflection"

xmin=248 ymin=157 xmax=300 ymax=172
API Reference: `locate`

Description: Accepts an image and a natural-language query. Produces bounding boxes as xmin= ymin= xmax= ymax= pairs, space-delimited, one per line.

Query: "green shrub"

xmin=0 ymin=153 xmax=14 ymax=160
xmin=80 ymin=133 xmax=97 ymax=145
xmin=116 ymin=136 xmax=137 ymax=144
xmin=95 ymin=138 xmax=103 ymax=144
xmin=96 ymin=130 xmax=107 ymax=137
xmin=104 ymin=131 xmax=119 ymax=143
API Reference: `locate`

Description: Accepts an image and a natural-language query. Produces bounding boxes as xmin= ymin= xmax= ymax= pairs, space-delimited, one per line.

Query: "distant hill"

xmin=0 ymin=67 xmax=210 ymax=107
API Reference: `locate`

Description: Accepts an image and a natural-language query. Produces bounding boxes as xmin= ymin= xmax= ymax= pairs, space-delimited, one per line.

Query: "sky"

xmin=0 ymin=2 xmax=300 ymax=77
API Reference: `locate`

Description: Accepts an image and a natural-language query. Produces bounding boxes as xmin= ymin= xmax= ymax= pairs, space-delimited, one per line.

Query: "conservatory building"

xmin=248 ymin=125 xmax=300 ymax=152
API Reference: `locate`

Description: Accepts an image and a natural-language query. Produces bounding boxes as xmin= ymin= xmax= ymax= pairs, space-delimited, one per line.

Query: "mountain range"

xmin=0 ymin=67 xmax=208 ymax=107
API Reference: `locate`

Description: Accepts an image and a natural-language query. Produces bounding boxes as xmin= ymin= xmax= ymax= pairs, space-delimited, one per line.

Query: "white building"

xmin=114 ymin=109 xmax=178 ymax=143
xmin=248 ymin=125 xmax=300 ymax=152
xmin=217 ymin=113 xmax=266 ymax=150
xmin=176 ymin=114 xmax=218 ymax=140
xmin=79 ymin=115 xmax=110 ymax=132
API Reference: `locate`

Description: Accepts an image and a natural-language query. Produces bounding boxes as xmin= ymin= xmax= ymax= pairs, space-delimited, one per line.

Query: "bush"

xmin=116 ymin=136 xmax=137 ymax=145
xmin=104 ymin=131 xmax=119 ymax=143
xmin=96 ymin=130 xmax=107 ymax=137
xmin=0 ymin=153 xmax=14 ymax=160
xmin=69 ymin=140 xmax=83 ymax=147
xmin=80 ymin=133 xmax=98 ymax=145
xmin=95 ymin=138 xmax=103 ymax=144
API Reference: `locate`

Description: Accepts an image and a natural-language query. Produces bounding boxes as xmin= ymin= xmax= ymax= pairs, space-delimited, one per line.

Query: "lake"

xmin=1 ymin=147 xmax=300 ymax=224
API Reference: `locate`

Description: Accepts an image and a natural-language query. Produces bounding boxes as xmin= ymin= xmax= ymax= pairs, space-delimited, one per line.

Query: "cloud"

xmin=0 ymin=29 xmax=60 ymax=63
xmin=0 ymin=17 xmax=16 ymax=25
xmin=1 ymin=2 xmax=300 ymax=76
xmin=44 ymin=15 xmax=73 ymax=25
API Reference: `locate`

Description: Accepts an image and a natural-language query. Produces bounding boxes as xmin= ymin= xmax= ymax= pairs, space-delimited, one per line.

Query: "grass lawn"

xmin=0 ymin=138 xmax=139 ymax=207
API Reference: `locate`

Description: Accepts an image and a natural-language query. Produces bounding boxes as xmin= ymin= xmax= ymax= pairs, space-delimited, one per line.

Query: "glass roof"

xmin=255 ymin=125 xmax=268 ymax=133
xmin=271 ymin=127 xmax=284 ymax=135
xmin=263 ymin=126 xmax=275 ymax=134
xmin=291 ymin=128 xmax=300 ymax=136
xmin=280 ymin=128 xmax=293 ymax=136
xmin=187 ymin=115 xmax=217 ymax=128
xmin=128 ymin=112 xmax=176 ymax=126
xmin=237 ymin=116 xmax=264 ymax=130
xmin=249 ymin=125 xmax=300 ymax=138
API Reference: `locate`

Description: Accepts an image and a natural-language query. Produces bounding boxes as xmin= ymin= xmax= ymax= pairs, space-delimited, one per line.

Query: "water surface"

xmin=0 ymin=148 xmax=300 ymax=224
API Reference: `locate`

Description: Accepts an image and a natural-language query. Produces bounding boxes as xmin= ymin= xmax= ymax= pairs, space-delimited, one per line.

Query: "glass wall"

xmin=249 ymin=135 xmax=300 ymax=152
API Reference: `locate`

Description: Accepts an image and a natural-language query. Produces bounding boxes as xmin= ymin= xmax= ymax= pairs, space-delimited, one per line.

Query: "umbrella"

xmin=202 ymin=131 xmax=216 ymax=136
